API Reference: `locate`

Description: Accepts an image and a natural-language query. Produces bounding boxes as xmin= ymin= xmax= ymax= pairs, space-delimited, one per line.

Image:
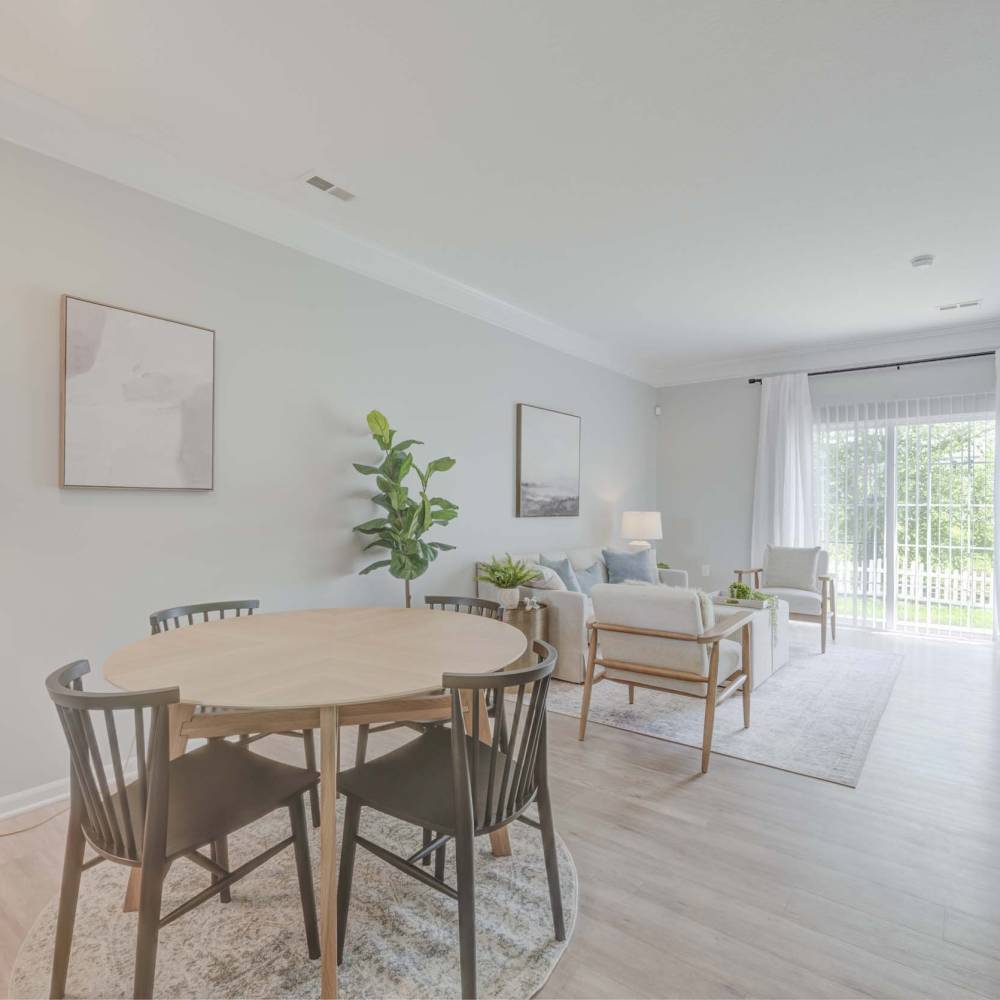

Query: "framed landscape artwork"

xmin=515 ymin=403 xmax=581 ymax=517
xmin=61 ymin=296 xmax=215 ymax=489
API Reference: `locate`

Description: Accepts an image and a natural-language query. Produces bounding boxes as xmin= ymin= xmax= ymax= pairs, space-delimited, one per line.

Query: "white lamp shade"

xmin=621 ymin=510 xmax=663 ymax=541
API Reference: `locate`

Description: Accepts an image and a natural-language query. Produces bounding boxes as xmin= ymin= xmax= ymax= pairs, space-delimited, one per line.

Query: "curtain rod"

xmin=747 ymin=349 xmax=996 ymax=385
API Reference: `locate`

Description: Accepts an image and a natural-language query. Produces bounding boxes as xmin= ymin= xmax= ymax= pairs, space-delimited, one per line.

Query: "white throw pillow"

xmin=764 ymin=545 xmax=821 ymax=591
xmin=524 ymin=564 xmax=567 ymax=591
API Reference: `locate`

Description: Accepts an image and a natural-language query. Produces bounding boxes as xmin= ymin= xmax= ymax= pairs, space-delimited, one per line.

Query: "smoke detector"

xmin=910 ymin=254 xmax=935 ymax=269
xmin=306 ymin=174 xmax=355 ymax=202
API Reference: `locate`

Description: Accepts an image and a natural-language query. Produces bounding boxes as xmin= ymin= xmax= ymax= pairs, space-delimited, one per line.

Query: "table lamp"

xmin=621 ymin=511 xmax=663 ymax=553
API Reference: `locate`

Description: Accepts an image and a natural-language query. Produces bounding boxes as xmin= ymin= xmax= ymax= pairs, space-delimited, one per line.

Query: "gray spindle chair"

xmin=150 ymin=600 xmax=321 ymax=828
xmin=353 ymin=595 xmax=505 ymax=869
xmin=45 ymin=660 xmax=319 ymax=1000
xmin=423 ymin=596 xmax=505 ymax=618
xmin=337 ymin=640 xmax=564 ymax=1000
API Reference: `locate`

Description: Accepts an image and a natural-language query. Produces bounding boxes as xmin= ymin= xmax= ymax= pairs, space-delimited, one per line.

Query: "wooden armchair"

xmin=579 ymin=585 xmax=754 ymax=773
xmin=735 ymin=544 xmax=836 ymax=652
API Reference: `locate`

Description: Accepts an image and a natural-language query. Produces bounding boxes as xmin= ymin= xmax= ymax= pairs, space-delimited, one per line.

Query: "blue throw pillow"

xmin=540 ymin=555 xmax=581 ymax=593
xmin=603 ymin=547 xmax=658 ymax=585
xmin=575 ymin=561 xmax=605 ymax=596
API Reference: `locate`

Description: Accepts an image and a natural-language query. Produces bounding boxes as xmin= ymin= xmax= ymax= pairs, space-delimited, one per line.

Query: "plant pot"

xmin=497 ymin=587 xmax=521 ymax=610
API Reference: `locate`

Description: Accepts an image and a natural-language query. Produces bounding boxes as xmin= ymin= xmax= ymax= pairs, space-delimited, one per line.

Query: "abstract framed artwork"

xmin=60 ymin=296 xmax=215 ymax=490
xmin=515 ymin=403 xmax=581 ymax=517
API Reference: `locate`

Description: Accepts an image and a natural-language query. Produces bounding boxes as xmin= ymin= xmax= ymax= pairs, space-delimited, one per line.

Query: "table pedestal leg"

xmin=123 ymin=702 xmax=195 ymax=913
xmin=320 ymin=706 xmax=339 ymax=999
xmin=462 ymin=690 xmax=512 ymax=857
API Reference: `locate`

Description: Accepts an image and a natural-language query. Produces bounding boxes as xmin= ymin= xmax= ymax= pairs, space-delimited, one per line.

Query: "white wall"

xmin=655 ymin=378 xmax=760 ymax=593
xmin=0 ymin=141 xmax=657 ymax=805
xmin=656 ymin=354 xmax=997 ymax=594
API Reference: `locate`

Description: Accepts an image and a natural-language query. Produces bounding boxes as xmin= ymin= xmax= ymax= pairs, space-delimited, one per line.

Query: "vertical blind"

xmin=813 ymin=393 xmax=995 ymax=639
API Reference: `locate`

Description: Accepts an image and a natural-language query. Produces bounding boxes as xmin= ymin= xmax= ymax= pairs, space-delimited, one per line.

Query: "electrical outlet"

xmin=701 ymin=564 xmax=711 ymax=577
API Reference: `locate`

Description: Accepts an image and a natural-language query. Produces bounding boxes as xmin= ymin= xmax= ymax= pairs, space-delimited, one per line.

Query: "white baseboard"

xmin=0 ymin=776 xmax=71 ymax=822
xmin=0 ymin=738 xmax=207 ymax=822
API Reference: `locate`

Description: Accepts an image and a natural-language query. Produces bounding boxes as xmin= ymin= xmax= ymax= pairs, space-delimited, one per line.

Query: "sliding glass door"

xmin=814 ymin=394 xmax=994 ymax=638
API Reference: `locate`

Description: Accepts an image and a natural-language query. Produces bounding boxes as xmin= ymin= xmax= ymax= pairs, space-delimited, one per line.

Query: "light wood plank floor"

xmin=2 ymin=624 xmax=999 ymax=998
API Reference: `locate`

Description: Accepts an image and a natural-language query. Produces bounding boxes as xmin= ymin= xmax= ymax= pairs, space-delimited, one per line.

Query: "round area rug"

xmin=10 ymin=801 xmax=576 ymax=999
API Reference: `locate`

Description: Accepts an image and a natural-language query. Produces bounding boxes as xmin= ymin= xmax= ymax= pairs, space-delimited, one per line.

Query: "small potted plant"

xmin=477 ymin=554 xmax=540 ymax=610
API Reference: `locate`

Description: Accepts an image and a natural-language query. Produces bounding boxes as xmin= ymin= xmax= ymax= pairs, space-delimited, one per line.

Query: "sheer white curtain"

xmin=750 ymin=372 xmax=815 ymax=565
xmin=994 ymin=353 xmax=1000 ymax=639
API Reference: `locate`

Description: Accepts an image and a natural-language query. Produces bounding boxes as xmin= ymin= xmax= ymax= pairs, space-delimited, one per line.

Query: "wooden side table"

xmin=503 ymin=603 xmax=549 ymax=669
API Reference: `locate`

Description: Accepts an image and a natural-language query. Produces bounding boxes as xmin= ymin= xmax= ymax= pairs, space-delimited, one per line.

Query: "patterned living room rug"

xmin=547 ymin=642 xmax=902 ymax=786
xmin=10 ymin=802 xmax=576 ymax=999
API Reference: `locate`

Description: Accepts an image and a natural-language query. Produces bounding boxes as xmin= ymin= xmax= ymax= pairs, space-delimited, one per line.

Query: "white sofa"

xmin=476 ymin=548 xmax=688 ymax=683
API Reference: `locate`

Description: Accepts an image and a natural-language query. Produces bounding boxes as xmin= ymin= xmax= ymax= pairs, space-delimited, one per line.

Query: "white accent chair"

xmin=735 ymin=545 xmax=837 ymax=652
xmin=580 ymin=585 xmax=754 ymax=773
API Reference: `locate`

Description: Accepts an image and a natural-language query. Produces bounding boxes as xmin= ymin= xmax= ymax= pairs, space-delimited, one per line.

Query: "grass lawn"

xmin=836 ymin=595 xmax=993 ymax=632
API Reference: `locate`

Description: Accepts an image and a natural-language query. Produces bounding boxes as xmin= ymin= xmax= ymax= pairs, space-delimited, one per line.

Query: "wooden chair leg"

xmin=831 ymin=585 xmax=837 ymax=640
xmin=302 ymin=729 xmax=321 ymax=828
xmin=336 ymin=795 xmax=362 ymax=965
xmin=701 ymin=643 xmax=720 ymax=774
xmin=536 ymin=728 xmax=565 ymax=941
xmin=821 ymin=609 xmax=828 ymax=653
xmin=578 ymin=628 xmax=599 ymax=741
xmin=455 ymin=821 xmax=477 ymax=999
xmin=288 ymin=794 xmax=321 ymax=959
xmin=434 ymin=835 xmax=446 ymax=882
xmin=132 ymin=857 xmax=166 ymax=1000
xmin=355 ymin=724 xmax=370 ymax=766
xmin=211 ymin=837 xmax=232 ymax=903
xmin=50 ymin=793 xmax=86 ymax=1000
xmin=628 ymin=684 xmax=635 ymax=705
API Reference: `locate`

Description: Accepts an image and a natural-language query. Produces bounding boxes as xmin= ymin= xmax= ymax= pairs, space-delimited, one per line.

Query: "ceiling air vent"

xmin=938 ymin=299 xmax=982 ymax=311
xmin=306 ymin=174 xmax=355 ymax=202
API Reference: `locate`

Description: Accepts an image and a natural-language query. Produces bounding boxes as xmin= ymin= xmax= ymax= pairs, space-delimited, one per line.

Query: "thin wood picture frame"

xmin=515 ymin=403 xmax=581 ymax=517
xmin=60 ymin=295 xmax=216 ymax=490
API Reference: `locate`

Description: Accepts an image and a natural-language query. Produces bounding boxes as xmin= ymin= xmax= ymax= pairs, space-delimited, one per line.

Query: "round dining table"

xmin=104 ymin=606 xmax=527 ymax=998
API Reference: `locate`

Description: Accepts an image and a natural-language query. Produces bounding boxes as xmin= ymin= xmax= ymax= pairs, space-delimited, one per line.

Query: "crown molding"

xmin=0 ymin=75 xmax=653 ymax=384
xmin=655 ymin=318 xmax=1000 ymax=388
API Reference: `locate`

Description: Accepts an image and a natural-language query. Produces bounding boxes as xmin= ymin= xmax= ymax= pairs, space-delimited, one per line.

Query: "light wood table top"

xmin=104 ymin=606 xmax=527 ymax=709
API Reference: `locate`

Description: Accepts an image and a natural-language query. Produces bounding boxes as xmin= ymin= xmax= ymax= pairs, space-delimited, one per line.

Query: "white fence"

xmin=829 ymin=556 xmax=993 ymax=634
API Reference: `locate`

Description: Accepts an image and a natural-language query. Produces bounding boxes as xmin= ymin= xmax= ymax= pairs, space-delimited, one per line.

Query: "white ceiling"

xmin=1 ymin=0 xmax=998 ymax=385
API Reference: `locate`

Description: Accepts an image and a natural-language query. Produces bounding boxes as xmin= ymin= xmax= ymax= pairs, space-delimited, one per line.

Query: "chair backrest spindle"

xmin=424 ymin=595 xmax=503 ymax=620
xmin=150 ymin=600 xmax=260 ymax=636
xmin=46 ymin=660 xmax=179 ymax=863
xmin=443 ymin=640 xmax=555 ymax=833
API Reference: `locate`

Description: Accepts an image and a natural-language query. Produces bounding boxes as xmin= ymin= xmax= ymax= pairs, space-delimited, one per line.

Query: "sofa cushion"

xmin=525 ymin=563 xmax=568 ymax=591
xmin=603 ymin=547 xmax=658 ymax=585
xmin=759 ymin=586 xmax=821 ymax=614
xmin=539 ymin=554 xmax=581 ymax=593
xmin=763 ymin=545 xmax=821 ymax=591
xmin=575 ymin=561 xmax=605 ymax=596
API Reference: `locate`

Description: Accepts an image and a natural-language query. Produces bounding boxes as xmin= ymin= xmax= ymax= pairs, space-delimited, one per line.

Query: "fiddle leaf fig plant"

xmin=352 ymin=410 xmax=458 ymax=607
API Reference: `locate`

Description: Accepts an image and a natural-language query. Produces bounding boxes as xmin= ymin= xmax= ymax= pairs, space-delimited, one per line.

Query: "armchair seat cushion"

xmin=758 ymin=586 xmax=822 ymax=615
xmin=604 ymin=639 xmax=742 ymax=696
